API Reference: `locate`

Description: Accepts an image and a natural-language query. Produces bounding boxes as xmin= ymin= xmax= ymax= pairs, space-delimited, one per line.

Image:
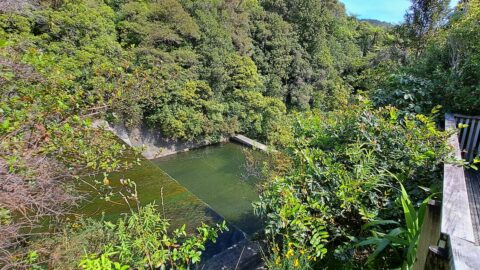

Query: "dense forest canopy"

xmin=1 ymin=0 xmax=388 ymax=142
xmin=1 ymin=0 xmax=480 ymax=269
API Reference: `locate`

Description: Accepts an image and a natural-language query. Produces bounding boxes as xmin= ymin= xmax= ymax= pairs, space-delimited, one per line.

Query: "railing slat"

xmin=456 ymin=117 xmax=464 ymax=146
xmin=476 ymin=132 xmax=480 ymax=162
xmin=455 ymin=115 xmax=480 ymax=162
xmin=469 ymin=120 xmax=480 ymax=161
xmin=467 ymin=119 xmax=479 ymax=161
xmin=461 ymin=118 xmax=471 ymax=150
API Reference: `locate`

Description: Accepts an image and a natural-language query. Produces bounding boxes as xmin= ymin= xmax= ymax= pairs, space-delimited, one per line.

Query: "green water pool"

xmin=78 ymin=142 xmax=264 ymax=236
xmin=152 ymin=142 xmax=264 ymax=235
xmin=77 ymin=157 xmax=216 ymax=232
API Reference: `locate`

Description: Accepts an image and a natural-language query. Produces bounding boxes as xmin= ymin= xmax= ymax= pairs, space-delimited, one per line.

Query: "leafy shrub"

xmin=79 ymin=252 xmax=129 ymax=270
xmin=255 ymin=97 xmax=450 ymax=267
xmin=263 ymin=241 xmax=314 ymax=270
xmin=97 ymin=204 xmax=227 ymax=269
xmin=32 ymin=204 xmax=227 ymax=269
xmin=358 ymin=182 xmax=435 ymax=269
xmin=372 ymin=73 xmax=435 ymax=114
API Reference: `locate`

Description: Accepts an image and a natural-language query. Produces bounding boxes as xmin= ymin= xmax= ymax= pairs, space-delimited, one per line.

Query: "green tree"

xmin=372 ymin=0 xmax=480 ymax=115
xmin=117 ymin=0 xmax=200 ymax=48
xmin=404 ymin=0 xmax=451 ymax=55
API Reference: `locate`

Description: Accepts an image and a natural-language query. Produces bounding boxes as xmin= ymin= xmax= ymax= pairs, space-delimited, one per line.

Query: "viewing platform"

xmin=441 ymin=113 xmax=480 ymax=269
xmin=420 ymin=114 xmax=480 ymax=269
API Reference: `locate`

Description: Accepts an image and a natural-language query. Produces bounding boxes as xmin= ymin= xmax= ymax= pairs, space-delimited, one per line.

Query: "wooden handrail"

xmin=454 ymin=114 xmax=480 ymax=120
xmin=437 ymin=113 xmax=480 ymax=270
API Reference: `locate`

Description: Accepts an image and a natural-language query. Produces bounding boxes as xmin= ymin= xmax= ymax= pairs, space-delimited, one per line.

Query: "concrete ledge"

xmin=231 ymin=135 xmax=268 ymax=151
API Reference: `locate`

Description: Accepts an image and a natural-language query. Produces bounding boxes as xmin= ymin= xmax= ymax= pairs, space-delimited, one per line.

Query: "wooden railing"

xmin=419 ymin=114 xmax=480 ymax=270
xmin=454 ymin=114 xmax=480 ymax=162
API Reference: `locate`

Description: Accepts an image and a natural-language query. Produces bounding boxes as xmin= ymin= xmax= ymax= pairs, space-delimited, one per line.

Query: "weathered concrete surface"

xmin=232 ymin=135 xmax=268 ymax=152
xmin=200 ymin=239 xmax=265 ymax=270
xmin=93 ymin=120 xmax=228 ymax=159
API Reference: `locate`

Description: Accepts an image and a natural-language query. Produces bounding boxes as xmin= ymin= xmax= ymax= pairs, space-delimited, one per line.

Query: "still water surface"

xmin=153 ymin=142 xmax=264 ymax=235
xmin=77 ymin=156 xmax=214 ymax=231
xmin=78 ymin=142 xmax=264 ymax=236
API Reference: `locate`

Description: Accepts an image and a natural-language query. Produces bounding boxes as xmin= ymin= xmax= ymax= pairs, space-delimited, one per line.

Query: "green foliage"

xmin=0 ymin=0 xmax=394 ymax=146
xmin=0 ymin=75 xmax=132 ymax=175
xmin=225 ymin=54 xmax=264 ymax=93
xmin=146 ymin=80 xmax=231 ymax=140
xmin=0 ymin=208 xmax=11 ymax=225
xmin=79 ymin=252 xmax=129 ymax=270
xmin=37 ymin=204 xmax=227 ymax=269
xmin=95 ymin=204 xmax=227 ymax=269
xmin=372 ymin=74 xmax=435 ymax=114
xmin=229 ymin=90 xmax=286 ymax=139
xmin=263 ymin=241 xmax=314 ymax=270
xmin=0 ymin=0 xmax=396 ymax=145
xmin=255 ymin=97 xmax=450 ymax=266
xmin=347 ymin=21 xmax=399 ymax=92
xmin=372 ymin=0 xmax=480 ymax=115
xmin=359 ymin=182 xmax=435 ymax=269
xmin=28 ymin=0 xmax=123 ymax=102
xmin=26 ymin=251 xmax=46 ymax=270
xmin=1 ymin=0 xmax=463 ymax=269
xmin=250 ymin=11 xmax=305 ymax=100
xmin=117 ymin=0 xmax=200 ymax=48
xmin=404 ymin=0 xmax=450 ymax=55
xmin=258 ymin=0 xmax=370 ymax=110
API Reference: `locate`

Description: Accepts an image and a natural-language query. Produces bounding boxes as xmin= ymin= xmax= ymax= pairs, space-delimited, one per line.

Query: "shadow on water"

xmin=201 ymin=208 xmax=247 ymax=259
xmin=77 ymin=142 xmax=265 ymax=261
xmin=152 ymin=142 xmax=266 ymax=236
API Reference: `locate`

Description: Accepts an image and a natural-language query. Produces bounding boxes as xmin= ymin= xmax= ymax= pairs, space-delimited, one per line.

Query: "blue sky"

xmin=340 ymin=0 xmax=460 ymax=24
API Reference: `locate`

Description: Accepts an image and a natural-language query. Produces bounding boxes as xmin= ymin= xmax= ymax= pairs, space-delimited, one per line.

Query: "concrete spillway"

xmin=231 ymin=135 xmax=268 ymax=151
xmin=91 ymin=120 xmax=266 ymax=269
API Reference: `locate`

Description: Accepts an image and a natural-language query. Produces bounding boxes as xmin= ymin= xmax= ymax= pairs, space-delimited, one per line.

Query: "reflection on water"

xmin=152 ymin=142 xmax=265 ymax=235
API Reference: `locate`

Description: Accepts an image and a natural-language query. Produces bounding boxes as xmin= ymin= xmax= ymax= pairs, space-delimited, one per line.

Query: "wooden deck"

xmin=465 ymin=169 xmax=480 ymax=244
xmin=439 ymin=114 xmax=480 ymax=269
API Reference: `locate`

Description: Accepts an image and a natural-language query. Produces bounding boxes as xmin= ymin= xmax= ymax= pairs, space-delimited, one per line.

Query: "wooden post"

xmin=414 ymin=200 xmax=442 ymax=270
xmin=425 ymin=233 xmax=450 ymax=270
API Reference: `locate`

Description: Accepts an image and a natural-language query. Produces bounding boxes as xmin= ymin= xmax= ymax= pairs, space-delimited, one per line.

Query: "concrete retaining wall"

xmin=93 ymin=120 xmax=228 ymax=159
